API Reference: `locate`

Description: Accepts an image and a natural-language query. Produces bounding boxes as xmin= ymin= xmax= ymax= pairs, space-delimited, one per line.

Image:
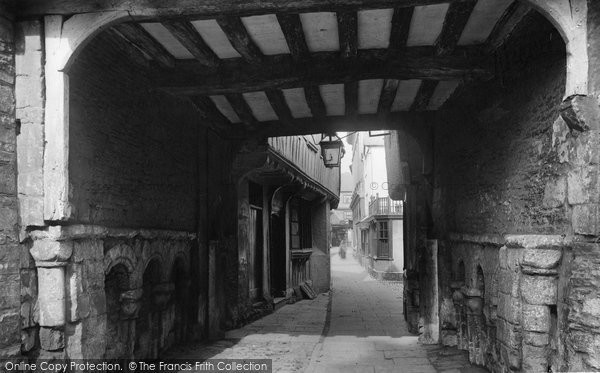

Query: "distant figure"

xmin=339 ymin=239 xmax=347 ymax=259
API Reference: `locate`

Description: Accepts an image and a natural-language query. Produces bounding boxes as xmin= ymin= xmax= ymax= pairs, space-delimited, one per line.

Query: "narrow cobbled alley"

xmin=169 ymin=250 xmax=488 ymax=373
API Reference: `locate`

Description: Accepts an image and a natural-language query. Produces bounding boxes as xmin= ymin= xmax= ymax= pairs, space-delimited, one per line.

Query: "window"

xmin=377 ymin=221 xmax=390 ymax=259
xmin=344 ymin=211 xmax=353 ymax=220
xmin=290 ymin=198 xmax=312 ymax=249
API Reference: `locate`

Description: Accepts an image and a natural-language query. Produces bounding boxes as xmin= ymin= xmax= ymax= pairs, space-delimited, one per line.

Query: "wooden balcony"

xmin=369 ymin=196 xmax=403 ymax=216
xmin=268 ymin=136 xmax=340 ymax=198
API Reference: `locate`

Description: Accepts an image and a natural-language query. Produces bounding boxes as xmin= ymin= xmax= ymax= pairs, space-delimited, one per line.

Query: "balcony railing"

xmin=268 ymin=136 xmax=340 ymax=197
xmin=369 ymin=196 xmax=403 ymax=216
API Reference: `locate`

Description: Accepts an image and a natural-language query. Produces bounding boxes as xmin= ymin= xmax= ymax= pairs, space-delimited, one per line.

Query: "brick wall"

xmin=0 ymin=10 xmax=20 ymax=357
xmin=68 ymin=31 xmax=201 ymax=231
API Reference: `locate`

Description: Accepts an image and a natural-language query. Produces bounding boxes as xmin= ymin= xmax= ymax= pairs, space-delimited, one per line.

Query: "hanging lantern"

xmin=319 ymin=134 xmax=344 ymax=168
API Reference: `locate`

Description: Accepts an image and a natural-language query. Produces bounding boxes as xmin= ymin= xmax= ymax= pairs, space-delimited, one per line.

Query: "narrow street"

xmin=169 ymin=249 xmax=488 ymax=373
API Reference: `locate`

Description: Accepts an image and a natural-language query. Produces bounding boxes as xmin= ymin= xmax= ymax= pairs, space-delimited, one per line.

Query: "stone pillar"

xmin=520 ymin=248 xmax=561 ymax=372
xmin=463 ymin=287 xmax=485 ymax=366
xmin=29 ymin=239 xmax=72 ymax=355
xmin=451 ymin=281 xmax=468 ymax=351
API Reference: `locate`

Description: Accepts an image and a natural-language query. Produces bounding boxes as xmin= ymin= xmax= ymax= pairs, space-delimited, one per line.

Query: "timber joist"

xmin=25 ymin=0 xmax=536 ymax=135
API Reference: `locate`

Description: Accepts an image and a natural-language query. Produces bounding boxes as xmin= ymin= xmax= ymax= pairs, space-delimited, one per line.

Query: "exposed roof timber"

xmin=161 ymin=20 xmax=221 ymax=66
xmin=377 ymin=79 xmax=400 ymax=115
xmin=485 ymin=1 xmax=532 ymax=52
xmin=345 ymin=81 xmax=359 ymax=117
xmin=265 ymin=89 xmax=295 ymax=128
xmin=277 ymin=13 xmax=311 ymax=62
xmin=411 ymin=80 xmax=439 ymax=111
xmin=389 ymin=7 xmax=414 ymax=52
xmin=17 ymin=0 xmax=478 ymax=19
xmin=226 ymin=93 xmax=258 ymax=128
xmin=216 ymin=16 xmax=264 ymax=64
xmin=189 ymin=95 xmax=237 ymax=133
xmin=112 ymin=23 xmax=176 ymax=69
xmin=435 ymin=0 xmax=477 ymax=56
xmin=159 ymin=47 xmax=493 ymax=95
xmin=258 ymin=112 xmax=434 ymax=137
xmin=337 ymin=11 xmax=358 ymax=59
xmin=304 ymin=85 xmax=327 ymax=119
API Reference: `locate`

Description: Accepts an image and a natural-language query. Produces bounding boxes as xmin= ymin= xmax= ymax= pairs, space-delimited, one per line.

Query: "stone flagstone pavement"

xmin=168 ymin=248 xmax=489 ymax=373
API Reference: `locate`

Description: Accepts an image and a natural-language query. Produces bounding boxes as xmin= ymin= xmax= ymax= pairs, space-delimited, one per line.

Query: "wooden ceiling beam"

xmin=389 ymin=6 xmax=414 ymax=52
xmin=378 ymin=79 xmax=400 ymax=115
xmin=112 ymin=23 xmax=176 ymax=69
xmin=337 ymin=11 xmax=358 ymax=59
xmin=345 ymin=81 xmax=358 ymax=118
xmin=304 ymin=86 xmax=327 ymax=119
xmin=277 ymin=13 xmax=311 ymax=63
xmin=225 ymin=93 xmax=258 ymax=129
xmin=411 ymin=80 xmax=439 ymax=111
xmin=216 ymin=16 xmax=264 ymax=64
xmin=435 ymin=0 xmax=477 ymax=56
xmin=159 ymin=47 xmax=493 ymax=95
xmin=485 ymin=1 xmax=532 ymax=53
xmin=265 ymin=89 xmax=295 ymax=127
xmin=189 ymin=96 xmax=231 ymax=126
xmin=162 ymin=20 xmax=221 ymax=67
xmin=18 ymin=0 xmax=478 ymax=18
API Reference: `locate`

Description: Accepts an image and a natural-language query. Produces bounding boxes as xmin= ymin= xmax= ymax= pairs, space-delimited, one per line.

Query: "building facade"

xmin=348 ymin=132 xmax=404 ymax=279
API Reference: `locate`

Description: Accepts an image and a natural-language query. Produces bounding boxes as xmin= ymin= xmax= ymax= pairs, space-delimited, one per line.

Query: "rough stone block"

xmin=500 ymin=345 xmax=521 ymax=371
xmin=572 ymin=204 xmax=600 ymax=236
xmin=0 ymin=244 xmax=20 ymax=275
xmin=0 ymin=312 xmax=20 ymax=347
xmin=0 ymin=273 xmax=19 ymax=309
xmin=523 ymin=331 xmax=550 ymax=347
xmin=498 ymin=268 xmax=520 ymax=298
xmin=0 ymin=84 xmax=14 ymax=115
xmin=40 ymin=327 xmax=64 ymax=351
xmin=560 ymin=94 xmax=600 ymax=132
xmin=497 ymin=320 xmax=521 ymax=349
xmin=67 ymin=264 xmax=90 ymax=322
xmin=522 ymin=304 xmax=551 ymax=332
xmin=522 ymin=344 xmax=548 ymax=372
xmin=20 ymin=245 xmax=35 ymax=269
xmin=21 ymin=328 xmax=37 ymax=352
xmin=522 ymin=248 xmax=562 ymax=270
xmin=521 ymin=275 xmax=557 ymax=305
xmin=37 ymin=267 xmax=65 ymax=327
xmin=543 ymin=177 xmax=566 ymax=208
xmin=568 ymin=166 xmax=600 ymax=204
xmin=498 ymin=292 xmax=520 ymax=325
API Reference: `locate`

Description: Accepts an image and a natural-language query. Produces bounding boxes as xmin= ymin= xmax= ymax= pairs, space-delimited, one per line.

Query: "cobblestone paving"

xmin=168 ymin=248 xmax=489 ymax=373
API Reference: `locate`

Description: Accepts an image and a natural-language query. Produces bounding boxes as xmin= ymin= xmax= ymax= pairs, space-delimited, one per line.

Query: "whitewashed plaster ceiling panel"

xmin=458 ymin=0 xmax=514 ymax=45
xmin=282 ymin=88 xmax=313 ymax=118
xmin=191 ymin=19 xmax=241 ymax=59
xmin=241 ymin=14 xmax=291 ymax=55
xmin=210 ymin=95 xmax=241 ymax=123
xmin=406 ymin=4 xmax=450 ymax=46
xmin=140 ymin=23 xmax=194 ymax=59
xmin=391 ymin=80 xmax=422 ymax=111
xmin=319 ymin=84 xmax=345 ymax=116
xmin=358 ymin=79 xmax=384 ymax=114
xmin=242 ymin=91 xmax=279 ymax=121
xmin=427 ymin=80 xmax=460 ymax=110
xmin=357 ymin=8 xmax=394 ymax=49
xmin=300 ymin=12 xmax=340 ymax=52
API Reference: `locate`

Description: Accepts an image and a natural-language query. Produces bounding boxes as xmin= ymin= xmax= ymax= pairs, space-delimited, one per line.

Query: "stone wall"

xmin=68 ymin=31 xmax=200 ymax=231
xmin=0 ymin=9 xmax=21 ymax=359
xmin=26 ymin=227 xmax=194 ymax=359
xmin=429 ymin=11 xmax=593 ymax=373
